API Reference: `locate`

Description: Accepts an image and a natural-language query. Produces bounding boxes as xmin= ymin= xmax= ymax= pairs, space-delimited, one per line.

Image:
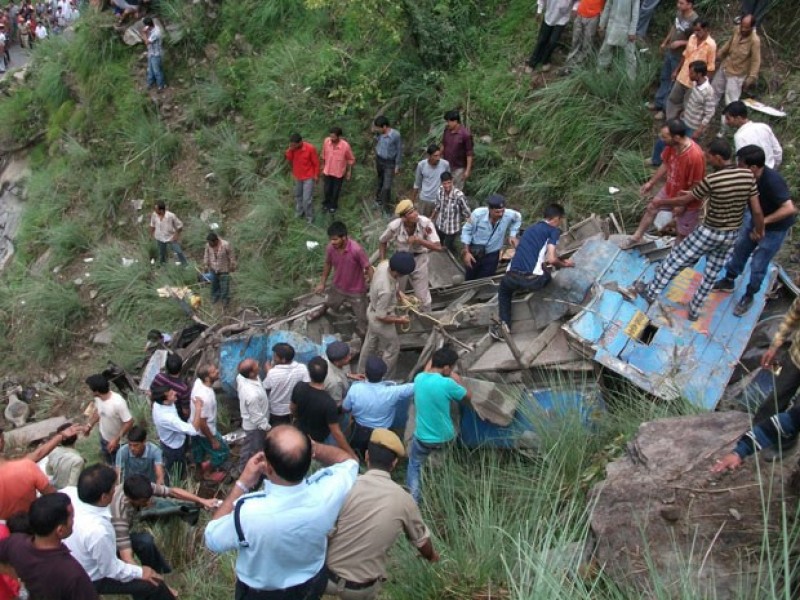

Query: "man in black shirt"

xmin=291 ymin=357 xmax=357 ymax=461
xmin=713 ymin=144 xmax=797 ymax=316
xmin=0 ymin=493 xmax=99 ymax=600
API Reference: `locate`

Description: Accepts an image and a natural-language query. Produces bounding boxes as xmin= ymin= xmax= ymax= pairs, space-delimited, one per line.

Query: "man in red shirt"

xmin=321 ymin=127 xmax=355 ymax=214
xmin=625 ymin=120 xmax=706 ymax=246
xmin=441 ymin=110 xmax=473 ymax=191
xmin=312 ymin=221 xmax=372 ymax=340
xmin=285 ymin=133 xmax=320 ymax=224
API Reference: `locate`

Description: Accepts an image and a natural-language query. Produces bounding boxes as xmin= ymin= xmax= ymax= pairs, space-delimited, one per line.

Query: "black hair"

xmin=165 ymin=353 xmax=183 ymax=375
xmin=693 ymin=18 xmax=710 ymax=29
xmin=666 ymin=119 xmax=688 ymax=137
xmin=431 ymin=345 xmax=459 ymax=369
xmin=444 ymin=110 xmax=460 ymax=123
xmin=150 ymin=384 xmax=171 ymax=405
xmin=206 ymin=231 xmax=219 ymax=243
xmin=77 ymin=464 xmax=117 ymax=505
xmin=689 ymin=60 xmax=708 ymax=76
xmin=708 ymin=138 xmax=732 ymax=160
xmin=329 ymin=126 xmax=343 ymax=136
xmin=327 ymin=221 xmax=348 ymax=238
xmin=374 ymin=115 xmax=390 ymax=128
xmin=155 ymin=201 xmax=166 ymax=211
xmin=123 ymin=475 xmax=154 ymax=501
xmin=29 ymin=493 xmax=71 ymax=537
xmin=367 ymin=441 xmax=397 ymax=470
xmin=543 ymin=203 xmax=566 ymax=220
xmin=7 ymin=511 xmax=31 ymax=535
xmin=264 ymin=426 xmax=311 ymax=483
xmin=426 ymin=143 xmax=440 ymax=156
xmin=272 ymin=343 xmax=295 ymax=363
xmin=737 ymin=144 xmax=766 ymax=168
xmin=723 ymin=100 xmax=748 ymax=119
xmin=289 ymin=132 xmax=302 ymax=144
xmin=128 ymin=424 xmax=147 ymax=443
xmin=85 ymin=374 xmax=110 ymax=395
xmin=56 ymin=422 xmax=77 ymax=446
xmin=143 ymin=16 xmax=153 ymax=26
xmin=307 ymin=356 xmax=328 ymax=384
xmin=440 ymin=171 xmax=453 ymax=182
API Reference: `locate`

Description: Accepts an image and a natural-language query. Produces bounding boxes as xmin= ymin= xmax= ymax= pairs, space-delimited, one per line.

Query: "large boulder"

xmin=589 ymin=412 xmax=797 ymax=598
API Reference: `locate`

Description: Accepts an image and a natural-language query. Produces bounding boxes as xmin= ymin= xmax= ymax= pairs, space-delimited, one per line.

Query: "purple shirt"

xmin=327 ymin=238 xmax=370 ymax=295
xmin=442 ymin=125 xmax=474 ymax=170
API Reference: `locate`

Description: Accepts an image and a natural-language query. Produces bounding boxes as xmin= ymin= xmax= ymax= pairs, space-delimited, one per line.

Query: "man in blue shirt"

xmin=493 ymin=204 xmax=574 ymax=340
xmin=713 ymin=144 xmax=797 ymax=316
xmin=406 ymin=347 xmax=470 ymax=504
xmin=373 ymin=116 xmax=403 ymax=215
xmin=204 ymin=426 xmax=358 ymax=599
xmin=460 ymin=194 xmax=522 ymax=280
xmin=343 ymin=356 xmax=415 ymax=456
xmin=115 ymin=425 xmax=165 ymax=485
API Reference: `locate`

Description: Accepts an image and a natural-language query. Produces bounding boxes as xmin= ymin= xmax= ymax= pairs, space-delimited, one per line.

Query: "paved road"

xmin=2 ymin=43 xmax=32 ymax=79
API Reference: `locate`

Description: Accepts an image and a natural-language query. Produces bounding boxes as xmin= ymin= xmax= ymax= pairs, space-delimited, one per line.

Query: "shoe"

xmin=687 ymin=310 xmax=699 ymax=322
xmin=634 ymin=281 xmax=655 ymax=304
xmin=733 ymin=294 xmax=754 ymax=317
xmin=645 ymin=101 xmax=658 ymax=110
xmin=654 ymin=111 xmax=665 ymax=120
xmin=489 ymin=324 xmax=504 ymax=342
xmin=762 ymin=438 xmax=798 ymax=462
xmin=712 ymin=278 xmax=735 ymax=292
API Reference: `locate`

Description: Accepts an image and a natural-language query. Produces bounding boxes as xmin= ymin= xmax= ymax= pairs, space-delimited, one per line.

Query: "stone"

xmin=479 ymin=135 xmax=492 ymax=144
xmin=89 ymin=289 xmax=99 ymax=299
xmin=589 ymin=412 xmax=796 ymax=599
xmin=200 ymin=208 xmax=216 ymax=223
xmin=4 ymin=389 xmax=29 ymax=427
xmin=92 ymin=327 xmax=114 ymax=346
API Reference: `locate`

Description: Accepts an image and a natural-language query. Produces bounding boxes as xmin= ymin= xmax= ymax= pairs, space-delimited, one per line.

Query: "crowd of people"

xmin=0 ymin=0 xmax=77 ymax=72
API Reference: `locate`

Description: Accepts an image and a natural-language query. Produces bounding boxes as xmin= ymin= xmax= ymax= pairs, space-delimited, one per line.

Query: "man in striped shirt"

xmin=431 ymin=171 xmax=470 ymax=253
xmin=263 ymin=343 xmax=310 ymax=426
xmin=639 ymin=138 xmax=764 ymax=321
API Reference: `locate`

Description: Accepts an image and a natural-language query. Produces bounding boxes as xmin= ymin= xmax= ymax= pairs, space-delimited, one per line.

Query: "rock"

xmin=204 ymin=172 xmax=217 ymax=183
xmin=200 ymin=208 xmax=216 ymax=223
xmin=73 ymin=278 xmax=83 ymax=286
xmin=479 ymin=135 xmax=492 ymax=144
xmin=12 ymin=68 xmax=28 ymax=83
xmin=589 ymin=412 xmax=795 ymax=599
xmin=4 ymin=387 xmax=30 ymax=427
xmin=79 ymin=352 xmax=91 ymax=360
xmin=92 ymin=327 xmax=114 ymax=346
xmin=204 ymin=43 xmax=219 ymax=61
xmin=787 ymin=90 xmax=798 ymax=104
xmin=89 ymin=289 xmax=99 ymax=299
xmin=58 ymin=371 xmax=67 ymax=382
xmin=507 ymin=126 xmax=520 ymax=136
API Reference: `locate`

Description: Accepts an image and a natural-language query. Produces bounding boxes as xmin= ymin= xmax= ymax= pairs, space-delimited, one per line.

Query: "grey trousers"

xmin=597 ymin=40 xmax=637 ymax=80
xmin=566 ymin=15 xmax=599 ymax=66
xmin=666 ymin=81 xmax=692 ymax=120
xmin=295 ymin=178 xmax=315 ymax=223
xmin=239 ymin=429 xmax=265 ymax=471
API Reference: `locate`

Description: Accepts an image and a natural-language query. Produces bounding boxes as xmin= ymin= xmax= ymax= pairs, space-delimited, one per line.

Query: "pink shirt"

xmin=321 ymin=137 xmax=355 ymax=178
xmin=327 ymin=238 xmax=370 ymax=295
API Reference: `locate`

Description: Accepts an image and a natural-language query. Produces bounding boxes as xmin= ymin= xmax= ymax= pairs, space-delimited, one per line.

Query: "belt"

xmin=508 ymin=270 xmax=542 ymax=279
xmin=376 ymin=155 xmax=396 ymax=162
xmin=328 ymin=571 xmax=379 ymax=590
xmin=413 ymin=252 xmax=426 ymax=256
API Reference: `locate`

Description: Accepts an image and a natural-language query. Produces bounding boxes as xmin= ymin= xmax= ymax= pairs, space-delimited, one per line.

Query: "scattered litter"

xmin=306 ymin=241 xmax=320 ymax=250
xmin=131 ymin=199 xmax=144 ymax=211
xmin=83 ymin=257 xmax=94 ymax=263
xmin=608 ymin=186 xmax=620 ymax=195
xmin=121 ymin=258 xmax=138 ymax=267
xmin=150 ymin=258 xmax=155 ymax=265
xmin=210 ymin=222 xmax=220 ymax=230
xmin=137 ymin=215 xmax=144 ymax=223
xmin=638 ymin=48 xmax=649 ymax=54
xmin=73 ymin=278 xmax=83 ymax=285
xmin=85 ymin=272 xmax=91 ymax=277
xmin=743 ymin=98 xmax=786 ymax=118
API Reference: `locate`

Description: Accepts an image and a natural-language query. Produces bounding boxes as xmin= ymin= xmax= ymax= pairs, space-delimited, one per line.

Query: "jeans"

xmin=147 ymin=54 xmax=165 ymax=89
xmin=651 ymin=126 xmax=693 ymax=166
xmin=100 ymin=437 xmax=117 ymax=465
xmin=406 ymin=437 xmax=444 ymax=504
xmin=235 ymin=569 xmax=327 ymax=600
xmin=161 ymin=441 xmax=187 ymax=483
xmin=654 ymin=52 xmax=681 ymax=111
xmin=527 ymin=22 xmax=565 ymax=69
xmin=94 ymin=577 xmax=175 ymax=600
xmin=131 ymin=531 xmax=172 ymax=574
xmin=721 ymin=212 xmax=789 ymax=297
xmin=295 ymin=178 xmax=315 ymax=223
xmin=636 ymin=0 xmax=663 ymax=38
xmin=157 ymin=240 xmax=187 ymax=265
xmin=210 ymin=272 xmax=231 ymax=306
xmin=753 ymin=357 xmax=800 ymax=422
xmin=498 ymin=270 xmax=551 ymax=328
xmin=375 ymin=157 xmax=396 ymax=213
xmin=465 ymin=250 xmax=500 ymax=281
xmin=323 ymin=175 xmax=345 ymax=211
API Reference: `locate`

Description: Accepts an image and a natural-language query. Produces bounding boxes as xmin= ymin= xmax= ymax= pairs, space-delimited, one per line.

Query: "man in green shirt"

xmin=406 ymin=346 xmax=471 ymax=504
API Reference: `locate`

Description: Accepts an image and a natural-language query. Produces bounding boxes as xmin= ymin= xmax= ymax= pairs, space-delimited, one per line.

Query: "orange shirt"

xmin=577 ymin=0 xmax=605 ymax=18
xmin=0 ymin=459 xmax=50 ymax=520
xmin=677 ymin=34 xmax=717 ymax=87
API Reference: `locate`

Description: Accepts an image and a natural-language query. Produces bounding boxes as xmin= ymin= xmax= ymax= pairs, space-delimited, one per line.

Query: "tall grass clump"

xmin=197 ymin=124 xmax=260 ymax=198
xmin=0 ymin=276 xmax=87 ymax=363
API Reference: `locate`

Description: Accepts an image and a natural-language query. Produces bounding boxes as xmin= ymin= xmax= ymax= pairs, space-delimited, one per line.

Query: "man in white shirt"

xmin=724 ymin=100 xmax=782 ymax=169
xmin=236 ymin=359 xmax=270 ymax=471
xmin=64 ymin=464 xmax=174 ymax=599
xmin=190 ymin=364 xmax=230 ymax=482
xmin=46 ymin=422 xmax=85 ymax=489
xmin=149 ymin=202 xmax=187 ymax=266
xmin=34 ymin=21 xmax=47 ymax=40
xmin=205 ymin=426 xmax=358 ymax=599
xmin=263 ymin=343 xmax=310 ymax=426
xmin=85 ymin=374 xmax=134 ymax=465
xmin=151 ymin=385 xmax=205 ymax=482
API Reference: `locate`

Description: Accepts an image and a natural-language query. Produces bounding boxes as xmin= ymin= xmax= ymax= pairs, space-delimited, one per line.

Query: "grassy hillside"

xmin=2 ymin=0 xmax=800 ymax=596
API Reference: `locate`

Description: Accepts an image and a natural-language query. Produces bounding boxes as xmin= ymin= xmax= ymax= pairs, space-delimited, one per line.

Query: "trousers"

xmin=294 ymin=178 xmax=315 ymax=223
xmin=721 ymin=212 xmax=789 ymax=297
xmin=527 ymin=21 xmax=565 ymax=68
xmin=498 ymin=270 xmax=551 ymax=328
